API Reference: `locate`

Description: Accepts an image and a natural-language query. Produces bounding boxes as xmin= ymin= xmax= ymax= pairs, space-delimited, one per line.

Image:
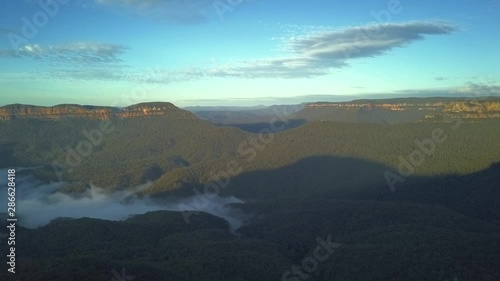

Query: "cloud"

xmin=1 ymin=21 xmax=457 ymax=82
xmin=191 ymin=21 xmax=457 ymax=79
xmin=202 ymin=57 xmax=346 ymax=79
xmin=176 ymin=83 xmax=500 ymax=106
xmin=388 ymin=83 xmax=500 ymax=98
xmin=33 ymin=65 xmax=197 ymax=84
xmin=35 ymin=67 xmax=129 ymax=82
xmin=0 ymin=42 xmax=128 ymax=65
xmin=458 ymin=83 xmax=500 ymax=96
xmin=434 ymin=76 xmax=449 ymax=81
xmin=94 ymin=0 xmax=214 ymax=24
xmin=286 ymin=21 xmax=457 ymax=60
xmin=0 ymin=42 xmax=131 ymax=82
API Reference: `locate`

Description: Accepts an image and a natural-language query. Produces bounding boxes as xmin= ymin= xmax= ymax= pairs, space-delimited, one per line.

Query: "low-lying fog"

xmin=0 ymin=168 xmax=248 ymax=231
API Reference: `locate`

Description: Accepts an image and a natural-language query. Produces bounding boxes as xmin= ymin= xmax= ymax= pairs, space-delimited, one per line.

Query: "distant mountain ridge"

xmin=297 ymin=97 xmax=500 ymax=123
xmin=0 ymin=102 xmax=196 ymax=120
xmin=187 ymin=104 xmax=305 ymax=125
xmin=4 ymin=97 xmax=500 ymax=122
xmin=306 ymin=97 xmax=500 ymax=111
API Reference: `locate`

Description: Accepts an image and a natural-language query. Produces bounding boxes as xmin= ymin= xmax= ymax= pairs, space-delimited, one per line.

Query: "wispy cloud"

xmin=34 ymin=67 xmax=128 ymax=82
xmin=202 ymin=57 xmax=346 ymax=79
xmin=1 ymin=21 xmax=457 ymax=82
xmin=192 ymin=21 xmax=457 ymax=79
xmin=0 ymin=42 xmax=128 ymax=65
xmin=458 ymin=83 xmax=500 ymax=96
xmin=392 ymin=83 xmax=500 ymax=97
xmin=0 ymin=42 xmax=130 ymax=82
xmin=287 ymin=21 xmax=456 ymax=60
xmin=434 ymin=76 xmax=449 ymax=81
xmin=177 ymin=83 xmax=500 ymax=106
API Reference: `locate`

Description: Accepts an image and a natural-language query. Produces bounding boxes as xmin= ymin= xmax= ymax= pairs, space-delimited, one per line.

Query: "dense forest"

xmin=1 ymin=115 xmax=499 ymax=193
xmin=1 ymin=199 xmax=500 ymax=280
xmin=0 ymin=101 xmax=499 ymax=280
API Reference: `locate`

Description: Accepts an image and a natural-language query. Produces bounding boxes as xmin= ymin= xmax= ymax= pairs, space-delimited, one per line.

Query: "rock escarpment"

xmin=0 ymin=102 xmax=196 ymax=120
xmin=303 ymin=98 xmax=500 ymax=121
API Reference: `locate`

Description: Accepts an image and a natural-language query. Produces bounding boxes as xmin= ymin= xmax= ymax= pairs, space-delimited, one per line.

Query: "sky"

xmin=0 ymin=0 xmax=499 ymax=107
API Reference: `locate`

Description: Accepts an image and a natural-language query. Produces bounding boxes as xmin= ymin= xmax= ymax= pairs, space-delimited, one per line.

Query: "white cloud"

xmin=0 ymin=21 xmax=458 ymax=82
xmin=287 ymin=21 xmax=457 ymax=60
xmin=192 ymin=21 xmax=457 ymax=79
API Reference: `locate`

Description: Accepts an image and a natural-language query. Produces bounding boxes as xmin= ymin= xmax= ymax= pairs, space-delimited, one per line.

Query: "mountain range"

xmin=1 ymin=98 xmax=499 ymax=280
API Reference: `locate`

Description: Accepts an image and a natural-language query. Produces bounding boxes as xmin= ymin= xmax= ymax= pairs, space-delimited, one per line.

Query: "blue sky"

xmin=0 ymin=0 xmax=499 ymax=106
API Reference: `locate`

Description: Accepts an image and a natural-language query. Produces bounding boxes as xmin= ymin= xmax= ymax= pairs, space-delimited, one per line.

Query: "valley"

xmin=2 ymin=1 xmax=499 ymax=279
xmin=1 ymin=98 xmax=499 ymax=280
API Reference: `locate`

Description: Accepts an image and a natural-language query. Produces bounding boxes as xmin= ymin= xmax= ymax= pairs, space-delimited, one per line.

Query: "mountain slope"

xmin=2 ymin=102 xmax=500 ymax=194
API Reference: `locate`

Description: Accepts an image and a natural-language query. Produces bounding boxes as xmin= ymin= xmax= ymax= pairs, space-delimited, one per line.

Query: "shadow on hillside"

xmin=0 ymin=142 xmax=16 ymax=168
xmin=393 ymin=162 xmax=500 ymax=221
xmin=217 ymin=118 xmax=307 ymax=133
xmin=219 ymin=155 xmax=392 ymax=199
xmin=194 ymin=155 xmax=500 ymax=222
xmin=297 ymin=107 xmax=430 ymax=124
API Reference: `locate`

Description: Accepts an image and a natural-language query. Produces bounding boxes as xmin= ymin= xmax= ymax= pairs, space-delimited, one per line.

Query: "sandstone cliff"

xmin=304 ymin=98 xmax=500 ymax=120
xmin=0 ymin=102 xmax=196 ymax=121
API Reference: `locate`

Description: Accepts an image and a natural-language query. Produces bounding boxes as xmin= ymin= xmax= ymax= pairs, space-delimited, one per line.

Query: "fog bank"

xmin=0 ymin=168 xmax=247 ymax=230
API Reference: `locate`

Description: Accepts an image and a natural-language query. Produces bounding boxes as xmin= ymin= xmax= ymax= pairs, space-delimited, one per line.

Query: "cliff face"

xmin=0 ymin=104 xmax=116 ymax=120
xmin=0 ymin=102 xmax=196 ymax=121
xmin=3 ymin=99 xmax=500 ymax=122
xmin=305 ymin=99 xmax=500 ymax=120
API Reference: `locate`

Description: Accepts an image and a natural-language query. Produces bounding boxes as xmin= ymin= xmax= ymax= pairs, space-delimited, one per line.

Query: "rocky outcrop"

xmin=118 ymin=103 xmax=195 ymax=119
xmin=0 ymin=102 xmax=196 ymax=121
xmin=443 ymin=101 xmax=500 ymax=113
xmin=0 ymin=104 xmax=116 ymax=120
